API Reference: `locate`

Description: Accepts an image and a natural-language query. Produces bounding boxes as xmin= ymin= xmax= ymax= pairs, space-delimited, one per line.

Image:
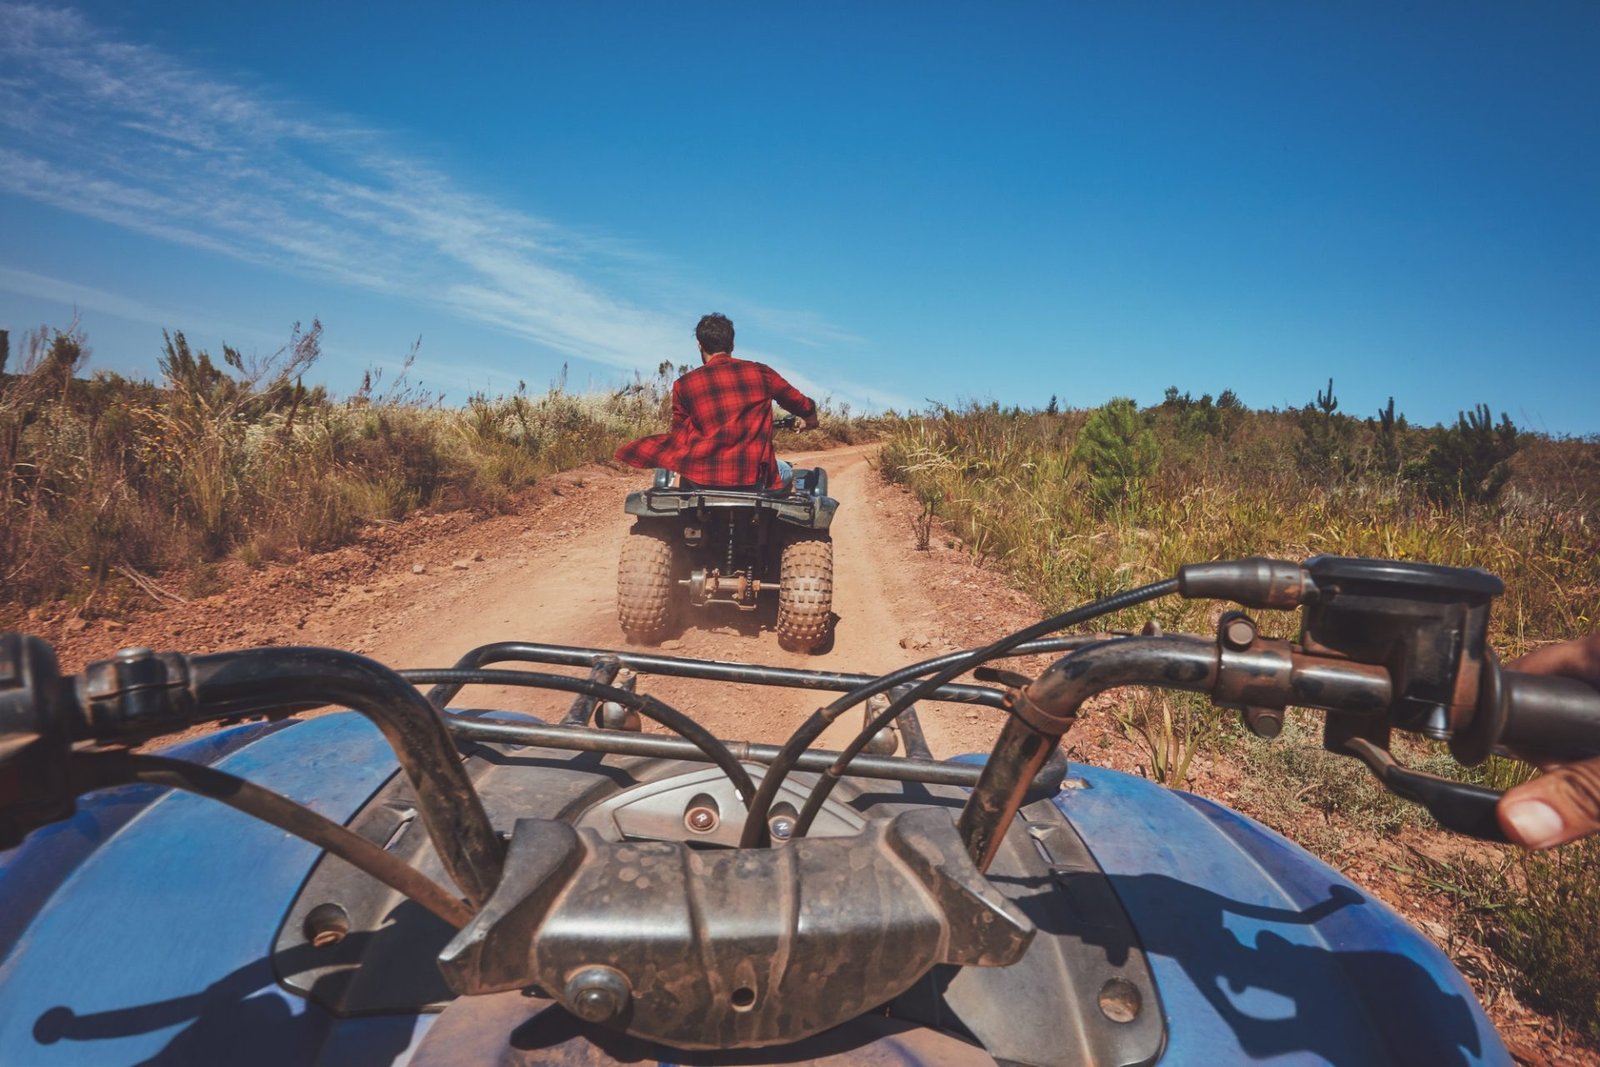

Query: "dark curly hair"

xmin=695 ymin=313 xmax=735 ymax=354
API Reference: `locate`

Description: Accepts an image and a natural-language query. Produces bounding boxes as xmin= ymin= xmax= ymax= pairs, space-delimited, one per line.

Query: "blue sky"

xmin=1 ymin=2 xmax=1595 ymax=431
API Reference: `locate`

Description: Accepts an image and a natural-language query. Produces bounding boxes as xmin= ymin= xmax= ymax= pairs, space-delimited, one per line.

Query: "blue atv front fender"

xmin=0 ymin=717 xmax=1509 ymax=1065
xmin=1047 ymin=763 xmax=1508 ymax=1065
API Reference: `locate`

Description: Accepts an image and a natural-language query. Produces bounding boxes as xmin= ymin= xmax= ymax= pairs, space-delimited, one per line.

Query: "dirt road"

xmin=307 ymin=443 xmax=1038 ymax=757
xmin=46 ymin=444 xmax=1049 ymax=761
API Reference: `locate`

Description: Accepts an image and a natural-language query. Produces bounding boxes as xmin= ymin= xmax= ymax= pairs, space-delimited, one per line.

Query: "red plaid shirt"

xmin=615 ymin=353 xmax=816 ymax=488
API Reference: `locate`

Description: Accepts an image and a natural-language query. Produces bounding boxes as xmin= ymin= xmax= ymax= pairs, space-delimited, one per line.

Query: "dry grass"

xmin=880 ymin=394 xmax=1600 ymax=1042
xmin=1 ymin=322 xmax=889 ymax=625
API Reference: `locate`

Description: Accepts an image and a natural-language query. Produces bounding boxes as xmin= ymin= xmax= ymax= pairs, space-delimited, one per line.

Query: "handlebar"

xmin=6 ymin=554 xmax=1598 ymax=864
xmin=3 ymin=554 xmax=1599 ymax=1049
xmin=952 ymin=555 xmax=1600 ymax=865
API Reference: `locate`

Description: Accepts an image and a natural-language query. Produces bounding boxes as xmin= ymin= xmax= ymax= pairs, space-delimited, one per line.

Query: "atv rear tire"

xmin=777 ymin=537 xmax=833 ymax=653
xmin=617 ymin=529 xmax=676 ymax=643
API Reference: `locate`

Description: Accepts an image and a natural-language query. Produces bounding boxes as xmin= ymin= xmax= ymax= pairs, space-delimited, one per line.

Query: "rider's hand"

xmin=1497 ymin=633 xmax=1600 ymax=849
xmin=802 ymin=414 xmax=820 ymax=430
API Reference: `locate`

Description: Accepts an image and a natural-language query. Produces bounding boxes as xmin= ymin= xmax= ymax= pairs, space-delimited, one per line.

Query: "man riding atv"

xmin=614 ymin=313 xmax=819 ymax=489
xmin=613 ymin=314 xmax=836 ymax=651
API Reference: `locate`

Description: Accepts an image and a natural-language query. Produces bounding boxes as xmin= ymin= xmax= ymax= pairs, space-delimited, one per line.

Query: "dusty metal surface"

xmin=438 ymin=807 xmax=1033 ymax=1049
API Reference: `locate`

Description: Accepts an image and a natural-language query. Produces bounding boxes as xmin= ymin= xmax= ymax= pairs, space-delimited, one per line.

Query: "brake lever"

xmin=1343 ymin=738 xmax=1507 ymax=843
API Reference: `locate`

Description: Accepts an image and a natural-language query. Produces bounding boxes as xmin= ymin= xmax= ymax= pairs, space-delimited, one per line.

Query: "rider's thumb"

xmin=1499 ymin=761 xmax=1600 ymax=849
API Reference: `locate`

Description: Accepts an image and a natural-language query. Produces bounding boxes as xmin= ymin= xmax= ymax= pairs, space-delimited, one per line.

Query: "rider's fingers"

xmin=1510 ymin=634 xmax=1600 ymax=687
xmin=1499 ymin=758 xmax=1600 ymax=849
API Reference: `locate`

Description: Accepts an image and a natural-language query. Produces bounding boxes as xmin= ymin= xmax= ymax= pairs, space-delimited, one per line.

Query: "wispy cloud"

xmin=0 ymin=265 xmax=282 ymax=349
xmin=0 ymin=4 xmax=903 ymax=407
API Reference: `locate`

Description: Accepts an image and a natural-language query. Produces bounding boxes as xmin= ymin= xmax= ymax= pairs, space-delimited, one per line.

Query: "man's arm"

xmin=1499 ymin=633 xmax=1600 ymax=849
xmin=761 ymin=364 xmax=820 ymax=429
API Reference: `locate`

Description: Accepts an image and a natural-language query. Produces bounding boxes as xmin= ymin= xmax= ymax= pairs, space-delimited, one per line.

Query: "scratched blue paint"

xmin=0 ymin=713 xmax=410 ymax=1065
xmin=1049 ymin=763 xmax=1510 ymax=1066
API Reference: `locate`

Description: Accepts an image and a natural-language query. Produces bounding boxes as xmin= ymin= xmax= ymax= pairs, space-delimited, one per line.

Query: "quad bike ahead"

xmin=617 ymin=414 xmax=838 ymax=651
xmin=1 ymin=555 xmax=1599 ymax=1065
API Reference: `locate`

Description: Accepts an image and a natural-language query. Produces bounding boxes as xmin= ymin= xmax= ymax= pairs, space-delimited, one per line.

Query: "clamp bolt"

xmin=1221 ymin=615 xmax=1257 ymax=651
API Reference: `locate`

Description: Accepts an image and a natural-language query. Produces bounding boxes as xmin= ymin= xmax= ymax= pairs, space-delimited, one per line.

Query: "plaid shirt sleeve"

xmin=762 ymin=364 xmax=817 ymax=419
xmin=670 ymin=378 xmax=691 ymax=429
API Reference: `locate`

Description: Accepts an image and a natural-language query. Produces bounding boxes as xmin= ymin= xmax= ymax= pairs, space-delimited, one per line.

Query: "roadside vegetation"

xmin=881 ymin=385 xmax=1600 ymax=1040
xmin=0 ymin=321 xmax=879 ymax=626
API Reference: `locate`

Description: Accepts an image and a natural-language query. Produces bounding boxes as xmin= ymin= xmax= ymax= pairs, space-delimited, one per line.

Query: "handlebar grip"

xmin=774 ymin=415 xmax=799 ymax=430
xmin=1498 ymin=671 xmax=1600 ymax=763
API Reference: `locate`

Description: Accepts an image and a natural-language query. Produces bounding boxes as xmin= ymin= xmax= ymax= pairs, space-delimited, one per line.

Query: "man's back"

xmin=668 ymin=355 xmax=810 ymax=487
xmin=613 ymin=313 xmax=818 ymax=488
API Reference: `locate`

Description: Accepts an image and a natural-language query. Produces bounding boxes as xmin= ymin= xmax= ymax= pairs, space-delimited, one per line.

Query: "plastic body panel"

xmin=0 ymin=715 xmax=1510 ymax=1066
xmin=0 ymin=714 xmax=428 ymax=1067
xmin=1052 ymin=762 xmax=1510 ymax=1065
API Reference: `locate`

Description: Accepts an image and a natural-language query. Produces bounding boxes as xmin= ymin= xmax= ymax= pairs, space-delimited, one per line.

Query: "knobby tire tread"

xmin=618 ymin=530 xmax=676 ymax=643
xmin=777 ymin=537 xmax=833 ymax=653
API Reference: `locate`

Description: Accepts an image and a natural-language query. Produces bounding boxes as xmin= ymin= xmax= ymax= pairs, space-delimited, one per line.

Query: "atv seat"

xmin=669 ymin=460 xmax=796 ymax=494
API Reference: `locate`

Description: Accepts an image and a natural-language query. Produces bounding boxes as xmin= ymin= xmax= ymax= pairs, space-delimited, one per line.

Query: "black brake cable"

xmin=740 ymin=577 xmax=1180 ymax=847
xmin=400 ymin=668 xmax=757 ymax=806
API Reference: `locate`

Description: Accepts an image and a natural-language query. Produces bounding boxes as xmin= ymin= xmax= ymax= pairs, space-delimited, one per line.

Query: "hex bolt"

xmin=565 ymin=966 xmax=632 ymax=1025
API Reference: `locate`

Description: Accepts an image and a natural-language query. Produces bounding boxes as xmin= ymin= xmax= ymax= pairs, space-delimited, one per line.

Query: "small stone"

xmin=64 ymin=617 xmax=90 ymax=633
xmin=660 ymin=639 xmax=684 ymax=650
xmin=412 ymin=563 xmax=426 ymax=575
xmin=471 ymin=550 xmax=484 ymax=562
xmin=452 ymin=559 xmax=471 ymax=570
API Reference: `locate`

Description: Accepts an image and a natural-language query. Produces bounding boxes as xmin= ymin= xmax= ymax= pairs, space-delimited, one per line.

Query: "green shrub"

xmin=1407 ymin=403 xmax=1519 ymax=505
xmin=1072 ymin=398 xmax=1160 ymax=512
